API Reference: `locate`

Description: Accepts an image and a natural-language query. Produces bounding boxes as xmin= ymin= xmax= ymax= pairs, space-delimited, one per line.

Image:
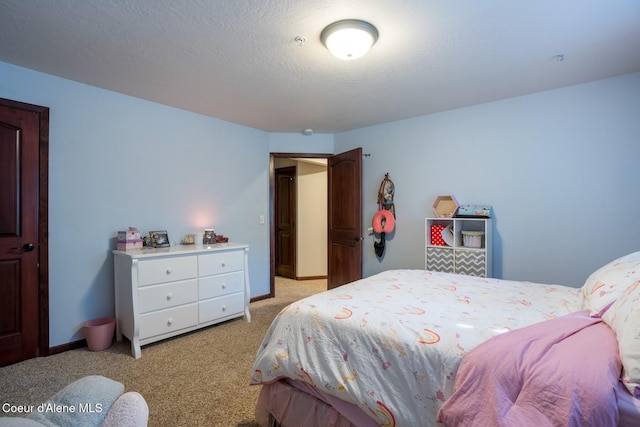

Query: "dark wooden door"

xmin=275 ymin=167 xmax=296 ymax=279
xmin=327 ymin=148 xmax=362 ymax=289
xmin=0 ymin=98 xmax=48 ymax=366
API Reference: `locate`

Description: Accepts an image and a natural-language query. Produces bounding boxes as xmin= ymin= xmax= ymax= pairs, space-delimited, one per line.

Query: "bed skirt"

xmin=255 ymin=379 xmax=379 ymax=427
xmin=619 ymin=381 xmax=640 ymax=427
xmin=255 ymin=376 xmax=640 ymax=427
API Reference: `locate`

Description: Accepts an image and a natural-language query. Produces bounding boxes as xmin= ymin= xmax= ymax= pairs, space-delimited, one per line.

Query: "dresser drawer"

xmin=138 ymin=279 xmax=198 ymax=313
xmin=198 ymin=250 xmax=243 ymax=276
xmin=138 ymin=255 xmax=197 ymax=286
xmin=199 ymin=292 xmax=244 ymax=324
xmin=199 ymin=271 xmax=244 ymax=300
xmin=139 ymin=303 xmax=198 ymax=339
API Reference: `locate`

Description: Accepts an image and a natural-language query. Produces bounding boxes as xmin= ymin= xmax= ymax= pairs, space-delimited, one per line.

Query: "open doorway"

xmin=268 ymin=148 xmax=363 ymax=298
xmin=270 ymin=153 xmax=330 ymax=297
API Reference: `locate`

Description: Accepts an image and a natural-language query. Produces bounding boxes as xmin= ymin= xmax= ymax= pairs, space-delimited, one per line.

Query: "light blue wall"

xmin=2 ymin=59 xmax=639 ymax=348
xmin=335 ymin=72 xmax=640 ymax=287
xmin=0 ymin=62 xmax=274 ymax=346
xmin=268 ymin=132 xmax=334 ymax=154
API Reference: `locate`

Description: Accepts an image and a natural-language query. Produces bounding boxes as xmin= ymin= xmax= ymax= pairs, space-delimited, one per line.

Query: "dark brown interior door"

xmin=0 ymin=98 xmax=48 ymax=366
xmin=275 ymin=167 xmax=296 ymax=279
xmin=328 ymin=148 xmax=363 ymax=289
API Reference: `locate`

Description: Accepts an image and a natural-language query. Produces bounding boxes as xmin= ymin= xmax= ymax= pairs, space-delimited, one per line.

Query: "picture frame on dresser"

xmin=203 ymin=228 xmax=216 ymax=245
xmin=149 ymin=230 xmax=170 ymax=248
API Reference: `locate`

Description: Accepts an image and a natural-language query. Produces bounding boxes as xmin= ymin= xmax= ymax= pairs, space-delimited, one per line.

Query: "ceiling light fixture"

xmin=320 ymin=19 xmax=378 ymax=60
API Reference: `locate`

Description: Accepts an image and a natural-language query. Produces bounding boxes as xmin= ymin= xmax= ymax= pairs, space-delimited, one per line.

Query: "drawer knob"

xmin=221 ymin=283 xmax=227 ymax=289
xmin=166 ymin=268 xmax=172 ymax=275
xmin=166 ymin=293 xmax=172 ymax=301
xmin=222 ymin=305 xmax=226 ymax=312
xmin=221 ymin=261 xmax=226 ymax=267
xmin=167 ymin=318 xmax=173 ymax=326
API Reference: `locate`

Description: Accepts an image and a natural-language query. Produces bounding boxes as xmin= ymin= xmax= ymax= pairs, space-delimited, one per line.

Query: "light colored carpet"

xmin=0 ymin=277 xmax=326 ymax=426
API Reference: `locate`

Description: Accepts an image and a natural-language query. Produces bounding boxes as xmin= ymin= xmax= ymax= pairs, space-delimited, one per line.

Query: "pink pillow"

xmin=581 ymin=252 xmax=640 ymax=315
xmin=602 ymin=280 xmax=640 ymax=398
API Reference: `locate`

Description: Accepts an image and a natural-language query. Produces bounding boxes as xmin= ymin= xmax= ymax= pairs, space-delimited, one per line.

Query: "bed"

xmin=250 ymin=252 xmax=640 ymax=426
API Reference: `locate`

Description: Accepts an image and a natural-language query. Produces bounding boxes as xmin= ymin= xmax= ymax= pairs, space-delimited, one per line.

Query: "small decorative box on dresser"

xmin=425 ymin=217 xmax=492 ymax=277
xmin=113 ymin=243 xmax=250 ymax=358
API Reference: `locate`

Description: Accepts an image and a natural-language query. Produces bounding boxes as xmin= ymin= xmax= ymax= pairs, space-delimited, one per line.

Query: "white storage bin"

xmin=461 ymin=230 xmax=484 ymax=248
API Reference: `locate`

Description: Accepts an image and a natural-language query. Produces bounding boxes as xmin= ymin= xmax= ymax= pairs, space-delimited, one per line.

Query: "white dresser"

xmin=113 ymin=243 xmax=250 ymax=358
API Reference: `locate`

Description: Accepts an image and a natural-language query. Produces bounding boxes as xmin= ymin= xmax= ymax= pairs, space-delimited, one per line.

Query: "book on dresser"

xmin=113 ymin=243 xmax=250 ymax=358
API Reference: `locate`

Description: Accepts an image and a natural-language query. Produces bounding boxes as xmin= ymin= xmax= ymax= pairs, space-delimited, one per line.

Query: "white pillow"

xmin=581 ymin=251 xmax=640 ymax=315
xmin=602 ymin=280 xmax=640 ymax=398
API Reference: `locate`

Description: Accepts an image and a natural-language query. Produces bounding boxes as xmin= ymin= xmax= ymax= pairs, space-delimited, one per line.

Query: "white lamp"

xmin=320 ymin=19 xmax=378 ymax=60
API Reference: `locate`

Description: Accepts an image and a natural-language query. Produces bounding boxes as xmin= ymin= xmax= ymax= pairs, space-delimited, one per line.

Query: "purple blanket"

xmin=437 ymin=310 xmax=621 ymax=426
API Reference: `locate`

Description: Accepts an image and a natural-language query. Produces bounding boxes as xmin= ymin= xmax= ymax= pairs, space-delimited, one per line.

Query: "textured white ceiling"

xmin=1 ymin=0 xmax=639 ymax=133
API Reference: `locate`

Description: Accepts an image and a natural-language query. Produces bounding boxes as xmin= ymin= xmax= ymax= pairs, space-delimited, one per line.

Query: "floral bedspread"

xmin=250 ymin=269 xmax=582 ymax=426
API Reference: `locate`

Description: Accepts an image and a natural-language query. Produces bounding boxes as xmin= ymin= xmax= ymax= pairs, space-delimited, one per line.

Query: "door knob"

xmin=22 ymin=243 xmax=35 ymax=252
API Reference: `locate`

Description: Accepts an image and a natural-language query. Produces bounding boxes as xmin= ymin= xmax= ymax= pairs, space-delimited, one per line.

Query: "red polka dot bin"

xmin=430 ymin=225 xmax=446 ymax=245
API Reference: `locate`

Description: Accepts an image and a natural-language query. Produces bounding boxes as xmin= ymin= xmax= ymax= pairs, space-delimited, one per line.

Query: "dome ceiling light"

xmin=320 ymin=19 xmax=378 ymax=60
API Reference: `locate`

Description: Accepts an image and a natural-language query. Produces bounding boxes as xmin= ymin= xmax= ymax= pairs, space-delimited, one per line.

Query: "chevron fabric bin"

xmin=426 ymin=247 xmax=453 ymax=273
xmin=455 ymin=250 xmax=486 ymax=276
